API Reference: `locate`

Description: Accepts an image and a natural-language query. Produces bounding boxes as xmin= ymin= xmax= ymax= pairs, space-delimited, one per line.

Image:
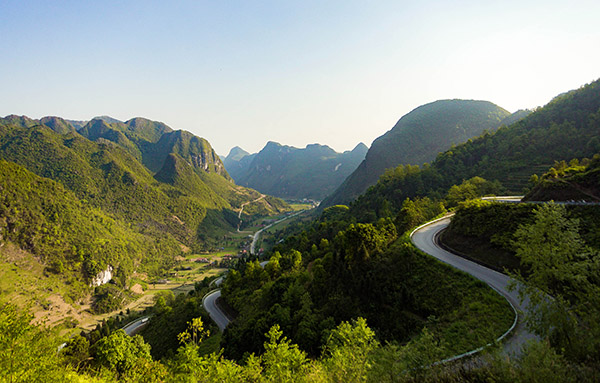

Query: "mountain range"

xmin=223 ymin=141 xmax=368 ymax=200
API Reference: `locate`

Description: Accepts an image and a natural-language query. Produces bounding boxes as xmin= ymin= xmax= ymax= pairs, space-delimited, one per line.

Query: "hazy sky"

xmin=1 ymin=1 xmax=599 ymax=155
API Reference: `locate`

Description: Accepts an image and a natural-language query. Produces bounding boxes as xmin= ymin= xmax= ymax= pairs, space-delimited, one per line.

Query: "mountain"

xmin=223 ymin=147 xmax=257 ymax=181
xmin=66 ymin=119 xmax=88 ymax=130
xmin=347 ymin=79 xmax=600 ymax=222
xmin=92 ymin=115 xmax=123 ymax=124
xmin=0 ymin=114 xmax=39 ymax=128
xmin=77 ymin=118 xmax=231 ymax=182
xmin=225 ymin=146 xmax=251 ymax=162
xmin=227 ymin=141 xmax=368 ymax=200
xmin=125 ymin=117 xmax=173 ymax=142
xmin=141 ymin=129 xmax=230 ymax=180
xmin=322 ymin=100 xmax=511 ymax=207
xmin=78 ymin=119 xmax=143 ymax=160
xmin=0 ymin=115 xmax=77 ymax=134
xmin=0 ymin=117 xmax=290 ymax=291
xmin=498 ymin=109 xmax=532 ymax=127
xmin=39 ymin=116 xmax=77 ymax=134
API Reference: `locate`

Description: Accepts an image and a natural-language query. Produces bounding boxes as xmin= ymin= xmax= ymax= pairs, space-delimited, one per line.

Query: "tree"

xmin=322 ymin=318 xmax=379 ymax=382
xmin=0 ymin=303 xmax=71 ymax=382
xmin=177 ymin=317 xmax=209 ymax=346
xmin=92 ymin=329 xmax=166 ymax=381
xmin=445 ymin=176 xmax=503 ymax=207
xmin=511 ymin=203 xmax=600 ymax=362
xmin=261 ymin=324 xmax=309 ymax=381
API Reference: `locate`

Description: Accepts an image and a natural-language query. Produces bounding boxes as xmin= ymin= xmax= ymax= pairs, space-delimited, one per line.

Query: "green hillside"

xmin=141 ymin=129 xmax=231 ymax=180
xmin=0 ymin=120 xmax=290 ymax=287
xmin=346 ymin=79 xmax=600 ymax=220
xmin=322 ymin=100 xmax=511 ymax=207
xmin=2 ymin=81 xmax=600 ymax=382
xmin=0 ymin=159 xmax=178 ymax=300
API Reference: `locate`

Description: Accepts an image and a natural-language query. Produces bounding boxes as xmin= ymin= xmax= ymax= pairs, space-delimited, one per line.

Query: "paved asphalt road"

xmin=203 ymin=289 xmax=230 ymax=332
xmin=122 ymin=316 xmax=150 ymax=336
xmin=410 ymin=217 xmax=537 ymax=356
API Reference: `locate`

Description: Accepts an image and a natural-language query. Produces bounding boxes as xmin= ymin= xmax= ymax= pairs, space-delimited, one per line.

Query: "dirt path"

xmin=237 ymin=194 xmax=266 ymax=231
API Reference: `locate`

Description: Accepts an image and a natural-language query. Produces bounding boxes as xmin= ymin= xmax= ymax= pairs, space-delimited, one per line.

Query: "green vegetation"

xmin=2 ymin=77 xmax=600 ymax=381
xmin=441 ymin=158 xmax=600 ymax=273
xmin=0 ymin=159 xmax=162 ymax=301
xmin=0 ymin=118 xmax=290 ymax=321
xmin=525 ymin=155 xmax=600 ymax=201
xmin=511 ymin=204 xmax=600 ymax=363
xmin=3 ymin=296 xmax=596 ymax=382
xmin=221 ymin=225 xmax=512 ymax=362
xmin=140 ymin=289 xmax=218 ymax=360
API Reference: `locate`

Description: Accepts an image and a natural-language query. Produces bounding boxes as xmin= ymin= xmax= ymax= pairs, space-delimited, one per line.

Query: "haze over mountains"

xmin=223 ymin=142 xmax=368 ymax=200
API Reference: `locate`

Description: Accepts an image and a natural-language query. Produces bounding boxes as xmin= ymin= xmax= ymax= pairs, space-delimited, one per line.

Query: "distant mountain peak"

xmin=226 ymin=146 xmax=250 ymax=162
xmin=224 ymin=140 xmax=368 ymax=200
xmin=265 ymin=141 xmax=282 ymax=148
xmin=92 ymin=115 xmax=122 ymax=124
xmin=352 ymin=142 xmax=368 ymax=153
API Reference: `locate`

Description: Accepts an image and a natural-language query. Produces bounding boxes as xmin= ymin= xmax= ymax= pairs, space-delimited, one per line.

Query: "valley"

xmin=1 ymin=78 xmax=600 ymax=382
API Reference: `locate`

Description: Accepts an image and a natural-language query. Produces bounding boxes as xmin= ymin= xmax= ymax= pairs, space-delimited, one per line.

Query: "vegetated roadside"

xmin=440 ymin=201 xmax=600 ymax=274
xmin=219 ymin=210 xmax=514 ymax=363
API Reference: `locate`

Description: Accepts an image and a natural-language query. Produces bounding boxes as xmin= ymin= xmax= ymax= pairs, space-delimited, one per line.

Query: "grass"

xmin=0 ymin=243 xmax=89 ymax=329
xmin=405 ymin=241 xmax=515 ymax=357
xmin=288 ymin=203 xmax=313 ymax=211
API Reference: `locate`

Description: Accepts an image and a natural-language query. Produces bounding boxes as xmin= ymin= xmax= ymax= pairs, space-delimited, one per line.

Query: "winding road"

xmin=203 ymin=290 xmax=229 ymax=332
xmin=205 ymin=213 xmax=537 ymax=363
xmin=410 ymin=216 xmax=537 ymax=357
xmin=204 ymin=211 xmax=307 ymax=330
xmin=237 ymin=195 xmax=266 ymax=231
xmin=122 ymin=316 xmax=150 ymax=336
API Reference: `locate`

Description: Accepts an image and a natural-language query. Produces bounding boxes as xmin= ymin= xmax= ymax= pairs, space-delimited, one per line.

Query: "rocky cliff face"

xmin=90 ymin=265 xmax=114 ymax=287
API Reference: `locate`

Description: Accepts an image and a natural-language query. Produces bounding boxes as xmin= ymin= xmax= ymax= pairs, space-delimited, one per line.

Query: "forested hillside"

xmin=0 ymin=117 xmax=290 ymax=315
xmin=0 ymin=159 xmax=177 ymax=306
xmin=224 ymin=141 xmax=368 ymax=200
xmin=524 ymin=156 xmax=600 ymax=202
xmin=323 ymin=99 xmax=513 ymax=207
xmin=343 ymin=80 xmax=600 ymax=221
xmin=2 ymin=80 xmax=600 ymax=382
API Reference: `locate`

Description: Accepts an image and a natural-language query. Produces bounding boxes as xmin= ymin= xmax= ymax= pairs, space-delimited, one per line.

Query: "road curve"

xmin=203 ymin=289 xmax=230 ymax=332
xmin=410 ymin=217 xmax=537 ymax=356
xmin=204 ymin=214 xmax=537 ymax=357
xmin=122 ymin=316 xmax=150 ymax=336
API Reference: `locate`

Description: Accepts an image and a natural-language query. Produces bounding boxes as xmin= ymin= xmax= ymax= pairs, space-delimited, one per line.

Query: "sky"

xmin=1 ymin=1 xmax=599 ymax=155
